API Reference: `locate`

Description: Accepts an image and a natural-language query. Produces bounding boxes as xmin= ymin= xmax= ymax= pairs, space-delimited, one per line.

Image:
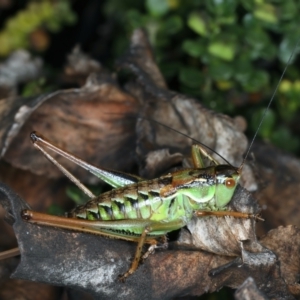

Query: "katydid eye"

xmin=225 ymin=178 xmax=235 ymax=189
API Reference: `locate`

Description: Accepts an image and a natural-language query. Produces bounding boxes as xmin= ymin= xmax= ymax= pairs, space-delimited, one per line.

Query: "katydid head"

xmin=215 ymin=165 xmax=240 ymax=208
xmin=175 ymin=165 xmax=240 ymax=208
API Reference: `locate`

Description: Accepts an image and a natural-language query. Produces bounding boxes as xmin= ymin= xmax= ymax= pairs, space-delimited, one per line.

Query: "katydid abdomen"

xmin=68 ymin=176 xmax=195 ymax=236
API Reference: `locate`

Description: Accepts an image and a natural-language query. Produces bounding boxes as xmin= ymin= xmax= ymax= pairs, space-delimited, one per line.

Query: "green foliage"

xmin=2 ymin=0 xmax=300 ymax=154
xmin=21 ymin=77 xmax=52 ymax=97
xmin=66 ymin=185 xmax=103 ymax=206
xmin=103 ymin=0 xmax=300 ymax=154
xmin=47 ymin=204 xmax=65 ymax=216
xmin=0 ymin=0 xmax=76 ymax=56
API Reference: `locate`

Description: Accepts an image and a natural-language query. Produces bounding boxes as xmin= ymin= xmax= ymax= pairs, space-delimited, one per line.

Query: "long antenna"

xmin=239 ymin=38 xmax=300 ymax=172
xmin=106 ymin=39 xmax=300 ymax=170
xmin=108 ymin=113 xmax=234 ymax=166
xmin=138 ymin=116 xmax=235 ymax=166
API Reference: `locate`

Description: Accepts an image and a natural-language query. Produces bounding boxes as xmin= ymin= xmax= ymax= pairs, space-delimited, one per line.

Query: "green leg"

xmin=30 ymin=132 xmax=143 ymax=190
xmin=191 ymin=144 xmax=219 ymax=168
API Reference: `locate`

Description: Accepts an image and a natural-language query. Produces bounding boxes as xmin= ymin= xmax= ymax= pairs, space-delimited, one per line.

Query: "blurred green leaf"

xmin=242 ymin=13 xmax=257 ymax=28
xmin=182 ymin=39 xmax=206 ymax=57
xmin=21 ymin=78 xmax=47 ymax=97
xmin=126 ymin=9 xmax=145 ymax=30
xmin=240 ymin=0 xmax=255 ymax=11
xmin=160 ymin=15 xmax=183 ymax=34
xmin=279 ymin=79 xmax=293 ymax=93
xmin=159 ymin=61 xmax=182 ymax=78
xmin=47 ymin=204 xmax=65 ymax=216
xmin=202 ymin=90 xmax=235 ymax=113
xmin=208 ymin=40 xmax=236 ymax=61
xmin=277 ymin=80 xmax=300 ymax=121
xmin=216 ymin=80 xmax=234 ymax=91
xmin=179 ymin=67 xmax=203 ymax=88
xmin=233 ymin=55 xmax=252 ymax=81
xmin=279 ymin=35 xmax=300 ymax=64
xmin=215 ymin=15 xmax=236 ymax=25
xmin=66 ymin=185 xmax=102 ymax=206
xmin=253 ymin=4 xmax=278 ymax=24
xmin=241 ymin=69 xmax=269 ymax=92
xmin=0 ymin=0 xmax=76 ymax=56
xmin=146 ymin=0 xmax=169 ymax=17
xmin=244 ymin=27 xmax=270 ymax=52
xmin=259 ymin=42 xmax=277 ymax=60
xmin=187 ymin=12 xmax=208 ymax=36
xmin=205 ymin=0 xmax=237 ymax=16
xmin=251 ymin=108 xmax=276 ymax=139
xmin=271 ymin=126 xmax=300 ymax=153
xmin=208 ymin=59 xmax=234 ymax=81
xmin=66 ymin=185 xmax=87 ymax=205
xmin=293 ymin=80 xmax=300 ymax=92
xmin=279 ymin=0 xmax=297 ymax=20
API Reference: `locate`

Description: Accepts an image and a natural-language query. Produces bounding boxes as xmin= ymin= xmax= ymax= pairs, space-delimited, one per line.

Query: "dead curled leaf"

xmin=1 ymin=29 xmax=300 ymax=299
xmin=1 ymin=74 xmax=139 ymax=183
xmin=235 ymin=277 xmax=269 ymax=300
xmin=252 ymin=142 xmax=300 ymax=233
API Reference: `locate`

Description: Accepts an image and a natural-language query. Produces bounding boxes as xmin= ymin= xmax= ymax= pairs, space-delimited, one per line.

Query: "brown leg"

xmin=0 ymin=247 xmax=20 ymax=260
xmin=194 ymin=210 xmax=264 ymax=221
xmin=141 ymin=244 xmax=157 ymax=261
xmin=141 ymin=235 xmax=168 ymax=261
xmin=119 ymin=226 xmax=153 ymax=282
xmin=21 ymin=210 xmax=160 ymax=243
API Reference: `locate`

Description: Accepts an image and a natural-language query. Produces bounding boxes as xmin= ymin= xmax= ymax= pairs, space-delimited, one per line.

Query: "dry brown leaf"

xmin=2 ymin=75 xmax=139 ymax=182
xmin=252 ymin=143 xmax=300 ymax=234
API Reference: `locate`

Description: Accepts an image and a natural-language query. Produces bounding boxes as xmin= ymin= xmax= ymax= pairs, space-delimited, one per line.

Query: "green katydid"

xmin=21 ymin=131 xmax=261 ymax=281
xmin=19 ymin=36 xmax=300 ymax=279
xmin=5 ymin=35 xmax=300 ymax=282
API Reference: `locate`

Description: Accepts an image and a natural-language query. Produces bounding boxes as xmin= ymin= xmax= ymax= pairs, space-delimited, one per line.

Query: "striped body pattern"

xmin=67 ymin=165 xmax=239 ymax=236
xmin=22 ymin=134 xmax=242 ymax=280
